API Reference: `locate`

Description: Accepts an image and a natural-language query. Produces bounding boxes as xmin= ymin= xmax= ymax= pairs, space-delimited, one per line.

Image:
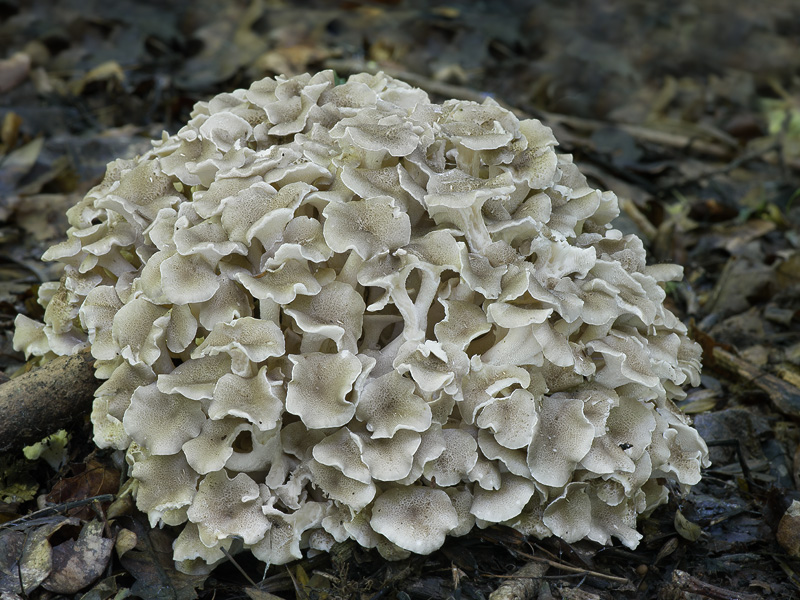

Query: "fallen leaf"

xmin=42 ymin=519 xmax=114 ymax=594
xmin=0 ymin=529 xmax=26 ymax=594
xmin=70 ymin=60 xmax=126 ymax=95
xmin=0 ymin=518 xmax=79 ymax=594
xmin=674 ymin=509 xmax=703 ymax=542
xmin=0 ymin=111 xmax=22 ymax=153
xmin=18 ymin=519 xmax=62 ymax=592
xmin=115 ymin=528 xmax=138 ymax=558
xmin=77 ymin=575 xmax=129 ymax=600
xmin=119 ymin=524 xmax=205 ymax=600
xmin=0 ymin=137 xmax=43 ymax=198
xmin=0 ymin=52 xmax=30 ymax=94
xmin=45 ymin=458 xmax=121 ymax=520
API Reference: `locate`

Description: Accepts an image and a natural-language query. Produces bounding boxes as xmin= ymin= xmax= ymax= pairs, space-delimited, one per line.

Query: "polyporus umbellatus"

xmin=14 ymin=70 xmax=709 ymax=572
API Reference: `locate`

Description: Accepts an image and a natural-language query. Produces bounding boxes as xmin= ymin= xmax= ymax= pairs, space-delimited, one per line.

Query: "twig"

xmin=488 ymin=561 xmax=549 ymax=600
xmin=535 ymin=112 xmax=733 ymax=159
xmin=704 ymin=439 xmax=753 ymax=483
xmin=221 ymin=546 xmax=258 ymax=587
xmin=515 ymin=551 xmax=630 ymax=585
xmin=0 ymin=494 xmax=115 ymax=530
xmin=617 ymin=196 xmax=658 ymax=241
xmin=671 ymin=569 xmax=761 ymax=600
xmin=0 ymin=348 xmax=98 ymax=451
xmin=669 ymin=139 xmax=783 ymax=188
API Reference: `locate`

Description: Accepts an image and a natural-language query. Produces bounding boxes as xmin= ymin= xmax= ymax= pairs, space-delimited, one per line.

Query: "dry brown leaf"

xmin=45 ymin=459 xmax=120 ymax=520
xmin=0 ymin=52 xmax=30 ymax=94
xmin=41 ymin=520 xmax=113 ymax=594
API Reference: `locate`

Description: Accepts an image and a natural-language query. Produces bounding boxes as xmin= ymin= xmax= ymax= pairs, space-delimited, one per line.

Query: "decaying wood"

xmin=0 ymin=349 xmax=97 ymax=451
xmin=671 ymin=569 xmax=761 ymax=600
xmin=489 ymin=562 xmax=549 ymax=600
xmin=710 ymin=346 xmax=800 ymax=419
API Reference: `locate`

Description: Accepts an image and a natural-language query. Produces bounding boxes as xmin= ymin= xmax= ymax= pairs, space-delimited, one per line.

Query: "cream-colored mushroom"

xmin=370 ymin=487 xmax=458 ymax=555
xmin=15 ymin=70 xmax=709 ymax=567
xmin=192 ymin=316 xmax=285 ymax=376
xmin=527 ymin=396 xmax=594 ymax=488
xmin=423 ymin=428 xmax=478 ymax=486
xmin=122 ymin=383 xmax=205 ymax=455
xmin=471 ymin=472 xmax=538 ymax=524
xmin=129 ymin=449 xmax=200 ymax=527
xmin=285 ymin=351 xmax=363 ymax=428
xmin=355 ymin=370 xmax=432 ymax=438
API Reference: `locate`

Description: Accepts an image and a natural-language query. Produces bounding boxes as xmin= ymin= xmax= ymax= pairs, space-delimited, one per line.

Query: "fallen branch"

xmin=671 ymin=569 xmax=761 ymax=600
xmin=488 ymin=561 xmax=549 ymax=600
xmin=0 ymin=349 xmax=97 ymax=452
xmin=710 ymin=346 xmax=800 ymax=419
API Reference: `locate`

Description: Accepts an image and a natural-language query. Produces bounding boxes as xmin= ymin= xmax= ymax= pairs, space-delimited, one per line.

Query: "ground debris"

xmin=1 ymin=1 xmax=800 ymax=598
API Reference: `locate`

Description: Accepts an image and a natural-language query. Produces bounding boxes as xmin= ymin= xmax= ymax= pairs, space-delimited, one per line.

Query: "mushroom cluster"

xmin=14 ymin=70 xmax=709 ymax=571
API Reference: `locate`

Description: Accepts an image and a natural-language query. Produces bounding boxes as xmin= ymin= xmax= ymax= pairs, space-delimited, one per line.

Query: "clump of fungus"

xmin=14 ymin=70 xmax=709 ymax=572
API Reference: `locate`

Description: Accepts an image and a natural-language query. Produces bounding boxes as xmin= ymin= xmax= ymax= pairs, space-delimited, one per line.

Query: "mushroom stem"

xmin=361 ymin=149 xmax=386 ymax=170
xmin=337 ymin=251 xmax=364 ymax=288
xmin=459 ymin=206 xmax=494 ymax=253
xmin=259 ymin=298 xmax=280 ymax=325
xmin=455 ymin=146 xmax=481 ymax=178
xmin=412 ymin=269 xmax=440 ymax=338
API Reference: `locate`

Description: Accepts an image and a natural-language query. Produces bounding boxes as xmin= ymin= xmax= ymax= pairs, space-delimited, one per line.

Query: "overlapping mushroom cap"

xmin=14 ymin=70 xmax=709 ymax=572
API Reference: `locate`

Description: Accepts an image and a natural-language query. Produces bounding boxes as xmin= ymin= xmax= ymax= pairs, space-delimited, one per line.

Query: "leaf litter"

xmin=1 ymin=0 xmax=800 ymax=598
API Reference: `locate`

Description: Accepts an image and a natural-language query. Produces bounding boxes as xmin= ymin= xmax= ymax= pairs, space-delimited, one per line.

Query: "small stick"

xmin=671 ymin=569 xmax=761 ymax=600
xmin=515 ymin=551 xmax=630 ymax=585
xmin=0 ymin=494 xmax=114 ymax=530
xmin=221 ymin=546 xmax=258 ymax=587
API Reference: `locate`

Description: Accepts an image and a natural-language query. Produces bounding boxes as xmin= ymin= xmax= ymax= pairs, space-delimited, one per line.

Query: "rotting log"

xmin=710 ymin=346 xmax=800 ymax=419
xmin=0 ymin=349 xmax=97 ymax=452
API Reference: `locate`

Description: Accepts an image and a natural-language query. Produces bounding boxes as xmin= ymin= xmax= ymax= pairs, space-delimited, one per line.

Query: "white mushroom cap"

xmin=13 ymin=314 xmax=52 ymax=358
xmin=250 ymin=501 xmax=326 ymax=566
xmin=173 ymin=522 xmax=235 ymax=575
xmin=423 ymin=428 xmax=478 ymax=487
xmin=355 ymin=371 xmax=432 ymax=438
xmin=93 ymin=361 xmax=155 ymax=450
xmin=79 ymin=285 xmax=123 ymax=360
xmin=192 ymin=316 xmax=285 ymax=375
xmin=370 ymin=487 xmax=458 ymax=555
xmin=476 ymin=389 xmax=538 ymax=450
xmin=357 ymin=429 xmax=421 ymax=481
xmin=123 ymin=383 xmax=205 ymax=455
xmin=527 ymin=396 xmax=594 ymax=488
xmin=471 ymin=472 xmax=538 ymax=523
xmin=187 ymin=471 xmax=270 ymax=546
xmin=312 ymin=427 xmax=371 ymax=484
xmin=308 ymin=459 xmax=376 ymax=511
xmin=182 ymin=417 xmax=251 ymax=475
xmin=322 ymin=195 xmax=411 ymax=260
xmin=208 ymin=366 xmax=283 ymax=431
xmin=285 ymin=351 xmax=362 ymax=428
xmin=157 ymin=354 xmax=232 ymax=400
xmin=129 ymin=449 xmax=200 ymax=527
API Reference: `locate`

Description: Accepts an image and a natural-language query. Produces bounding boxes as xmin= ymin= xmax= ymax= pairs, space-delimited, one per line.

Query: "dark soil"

xmin=1 ymin=1 xmax=799 ymax=598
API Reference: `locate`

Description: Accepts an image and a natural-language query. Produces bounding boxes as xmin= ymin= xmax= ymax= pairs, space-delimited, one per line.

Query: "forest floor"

xmin=1 ymin=1 xmax=800 ymax=598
